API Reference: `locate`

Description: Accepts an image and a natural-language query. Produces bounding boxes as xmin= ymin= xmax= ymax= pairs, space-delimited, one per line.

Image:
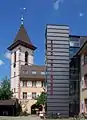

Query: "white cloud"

xmin=53 ymin=0 xmax=64 ymax=10
xmin=0 ymin=60 xmax=4 ymax=66
xmin=79 ymin=13 xmax=84 ymax=17
xmin=5 ymin=51 xmax=11 ymax=60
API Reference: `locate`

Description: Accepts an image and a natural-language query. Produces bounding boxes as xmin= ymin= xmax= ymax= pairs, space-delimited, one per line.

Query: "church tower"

xmin=8 ymin=24 xmax=36 ymax=98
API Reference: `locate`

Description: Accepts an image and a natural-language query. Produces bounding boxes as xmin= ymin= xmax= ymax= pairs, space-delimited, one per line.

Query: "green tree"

xmin=36 ymin=92 xmax=46 ymax=106
xmin=0 ymin=76 xmax=13 ymax=100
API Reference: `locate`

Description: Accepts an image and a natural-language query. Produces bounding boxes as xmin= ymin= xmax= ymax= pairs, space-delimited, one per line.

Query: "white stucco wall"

xmin=80 ymin=54 xmax=84 ymax=113
xmin=19 ymin=46 xmax=34 ymax=65
xmin=10 ymin=45 xmax=34 ymax=99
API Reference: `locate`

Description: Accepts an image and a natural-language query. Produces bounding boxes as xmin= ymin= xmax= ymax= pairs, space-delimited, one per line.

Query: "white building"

xmin=8 ymin=24 xmax=45 ymax=114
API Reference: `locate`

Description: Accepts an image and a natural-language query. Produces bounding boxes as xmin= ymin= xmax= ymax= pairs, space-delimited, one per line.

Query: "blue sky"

xmin=0 ymin=0 xmax=87 ymax=79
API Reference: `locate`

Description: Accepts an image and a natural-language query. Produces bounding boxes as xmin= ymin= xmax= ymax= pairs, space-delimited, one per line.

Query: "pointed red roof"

xmin=8 ymin=25 xmax=36 ymax=51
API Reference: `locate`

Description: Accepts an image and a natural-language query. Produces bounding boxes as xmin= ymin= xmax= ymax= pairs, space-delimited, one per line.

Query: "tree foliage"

xmin=36 ymin=92 xmax=46 ymax=106
xmin=0 ymin=76 xmax=13 ymax=100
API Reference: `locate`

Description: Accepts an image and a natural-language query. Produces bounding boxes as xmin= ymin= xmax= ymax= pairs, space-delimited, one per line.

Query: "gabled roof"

xmin=8 ymin=24 xmax=36 ymax=51
xmin=14 ymin=24 xmax=32 ymax=44
xmin=0 ymin=99 xmax=18 ymax=106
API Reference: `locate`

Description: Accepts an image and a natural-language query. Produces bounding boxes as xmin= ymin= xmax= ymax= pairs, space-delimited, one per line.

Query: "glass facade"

xmin=69 ymin=36 xmax=80 ymax=57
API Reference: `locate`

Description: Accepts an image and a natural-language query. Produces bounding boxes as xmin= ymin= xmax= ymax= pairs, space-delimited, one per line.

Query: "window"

xmin=14 ymin=72 xmax=16 ymax=77
xmin=41 ymin=81 xmax=44 ymax=87
xmin=70 ymin=40 xmax=80 ymax=47
xmin=84 ymin=56 xmax=87 ymax=64
xmin=82 ymin=80 xmax=84 ymax=88
xmin=25 ymin=51 xmax=28 ymax=65
xmin=14 ymin=52 xmax=16 ymax=63
xmin=32 ymin=81 xmax=36 ymax=87
xmin=41 ymin=72 xmax=45 ymax=75
xmin=23 ymin=70 xmax=28 ymax=74
xmin=13 ymin=52 xmax=16 ymax=68
xmin=14 ymin=88 xmax=16 ymax=93
xmin=23 ymin=81 xmax=27 ymax=87
xmin=70 ymin=47 xmax=79 ymax=57
xmin=82 ymin=101 xmax=84 ymax=112
xmin=32 ymin=92 xmax=36 ymax=99
xmin=85 ymin=99 xmax=87 ymax=112
xmin=23 ymin=92 xmax=27 ymax=99
xmin=84 ymin=75 xmax=87 ymax=88
xmin=32 ymin=71 xmax=36 ymax=74
xmin=13 ymin=63 xmax=16 ymax=68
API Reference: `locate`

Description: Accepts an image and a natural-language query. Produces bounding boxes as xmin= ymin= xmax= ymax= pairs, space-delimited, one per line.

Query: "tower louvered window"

xmin=14 ymin=52 xmax=16 ymax=68
xmin=25 ymin=51 xmax=28 ymax=65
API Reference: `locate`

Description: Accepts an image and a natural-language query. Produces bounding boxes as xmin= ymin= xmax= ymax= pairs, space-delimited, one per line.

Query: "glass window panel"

xmin=23 ymin=92 xmax=27 ymax=99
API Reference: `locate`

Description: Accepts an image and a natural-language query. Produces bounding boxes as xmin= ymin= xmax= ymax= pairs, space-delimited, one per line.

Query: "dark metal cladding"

xmin=45 ymin=24 xmax=69 ymax=117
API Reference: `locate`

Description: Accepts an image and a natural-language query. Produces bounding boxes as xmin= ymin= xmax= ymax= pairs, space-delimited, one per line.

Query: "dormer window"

xmin=25 ymin=51 xmax=28 ymax=65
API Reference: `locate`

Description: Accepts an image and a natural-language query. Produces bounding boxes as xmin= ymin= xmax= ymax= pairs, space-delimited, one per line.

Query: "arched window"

xmin=25 ymin=51 xmax=28 ymax=65
xmin=14 ymin=52 xmax=16 ymax=63
xmin=14 ymin=52 xmax=16 ymax=68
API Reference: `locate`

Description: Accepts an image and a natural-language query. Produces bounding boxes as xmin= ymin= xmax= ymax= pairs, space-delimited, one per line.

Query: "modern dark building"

xmin=69 ymin=35 xmax=80 ymax=116
xmin=69 ymin=35 xmax=87 ymax=116
xmin=69 ymin=55 xmax=80 ymax=116
xmin=45 ymin=24 xmax=70 ymax=117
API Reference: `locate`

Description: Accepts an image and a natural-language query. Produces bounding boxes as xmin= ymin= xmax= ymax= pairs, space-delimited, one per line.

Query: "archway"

xmin=31 ymin=104 xmax=37 ymax=114
xmin=31 ymin=104 xmax=43 ymax=114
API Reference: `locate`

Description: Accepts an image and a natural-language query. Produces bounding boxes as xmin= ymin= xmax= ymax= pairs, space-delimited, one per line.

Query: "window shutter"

xmin=36 ymin=81 xmax=41 ymax=87
xmin=20 ymin=81 xmax=23 ymax=87
xmin=27 ymin=92 xmax=32 ymax=99
xmin=20 ymin=92 xmax=22 ymax=99
xmin=27 ymin=81 xmax=32 ymax=87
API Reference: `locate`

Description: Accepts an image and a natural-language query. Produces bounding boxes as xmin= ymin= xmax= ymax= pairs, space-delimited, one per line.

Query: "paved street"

xmin=0 ymin=115 xmax=40 ymax=120
xmin=0 ymin=115 xmax=80 ymax=120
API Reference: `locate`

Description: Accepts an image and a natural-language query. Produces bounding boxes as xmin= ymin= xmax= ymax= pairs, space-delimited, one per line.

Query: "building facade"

xmin=69 ymin=35 xmax=80 ymax=57
xmin=45 ymin=24 xmax=70 ymax=117
xmin=78 ymin=41 xmax=87 ymax=114
xmin=8 ymin=24 xmax=45 ymax=114
xmin=8 ymin=23 xmax=87 ymax=116
xmin=69 ymin=36 xmax=87 ymax=115
xmin=69 ymin=35 xmax=80 ymax=116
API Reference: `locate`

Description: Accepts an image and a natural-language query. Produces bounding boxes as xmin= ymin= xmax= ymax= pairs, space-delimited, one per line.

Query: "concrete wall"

xmin=46 ymin=24 xmax=69 ymax=117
